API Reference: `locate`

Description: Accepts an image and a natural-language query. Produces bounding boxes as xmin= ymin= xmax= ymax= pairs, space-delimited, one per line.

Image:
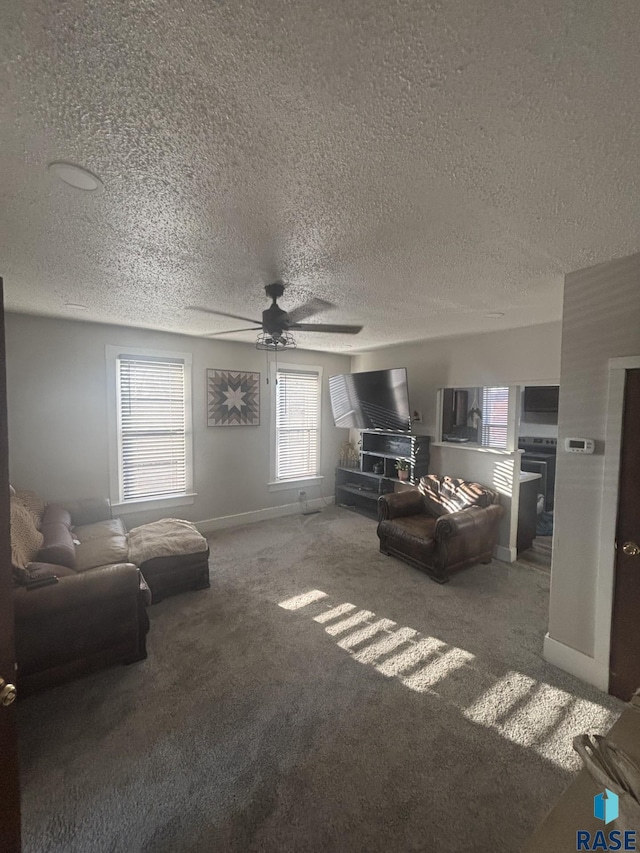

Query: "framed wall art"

xmin=206 ymin=369 xmax=260 ymax=426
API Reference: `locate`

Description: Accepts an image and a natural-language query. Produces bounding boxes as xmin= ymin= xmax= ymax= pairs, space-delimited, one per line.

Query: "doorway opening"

xmin=516 ymin=383 xmax=559 ymax=572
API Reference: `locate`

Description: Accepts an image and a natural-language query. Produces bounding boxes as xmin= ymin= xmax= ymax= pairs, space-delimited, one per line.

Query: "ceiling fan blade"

xmin=287 ymin=298 xmax=336 ymax=324
xmin=205 ymin=327 xmax=262 ymax=337
xmin=289 ymin=323 xmax=363 ymax=335
xmin=189 ymin=305 xmax=262 ymax=325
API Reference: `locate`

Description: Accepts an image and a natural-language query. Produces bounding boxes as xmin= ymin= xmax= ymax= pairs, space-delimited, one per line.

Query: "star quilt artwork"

xmin=207 ymin=369 xmax=260 ymax=426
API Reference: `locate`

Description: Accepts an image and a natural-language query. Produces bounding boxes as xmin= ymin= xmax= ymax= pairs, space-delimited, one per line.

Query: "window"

xmin=481 ymin=386 xmax=509 ymax=449
xmin=270 ymin=364 xmax=322 ymax=486
xmin=106 ymin=346 xmax=193 ymax=509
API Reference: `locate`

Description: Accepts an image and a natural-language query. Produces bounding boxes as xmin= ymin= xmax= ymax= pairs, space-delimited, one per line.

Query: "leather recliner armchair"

xmin=377 ymin=475 xmax=504 ymax=583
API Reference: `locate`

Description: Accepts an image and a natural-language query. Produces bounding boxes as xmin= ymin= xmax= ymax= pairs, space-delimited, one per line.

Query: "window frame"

xmin=268 ymin=361 xmax=324 ymax=491
xmin=106 ymin=345 xmax=195 ymax=513
xmin=481 ymin=386 xmax=510 ymax=450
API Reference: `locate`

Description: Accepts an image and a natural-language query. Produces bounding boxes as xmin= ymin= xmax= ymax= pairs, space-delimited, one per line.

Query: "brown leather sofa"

xmin=377 ymin=475 xmax=504 ymax=583
xmin=12 ymin=498 xmax=150 ymax=696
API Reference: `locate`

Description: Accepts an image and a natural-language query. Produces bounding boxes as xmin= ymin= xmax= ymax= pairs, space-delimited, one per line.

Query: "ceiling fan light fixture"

xmin=255 ymin=331 xmax=297 ymax=351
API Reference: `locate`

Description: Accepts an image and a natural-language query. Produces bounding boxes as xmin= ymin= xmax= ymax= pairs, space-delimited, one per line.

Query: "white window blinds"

xmin=117 ymin=356 xmax=187 ymax=501
xmin=481 ymin=386 xmax=509 ymax=449
xmin=275 ymin=369 xmax=320 ymax=480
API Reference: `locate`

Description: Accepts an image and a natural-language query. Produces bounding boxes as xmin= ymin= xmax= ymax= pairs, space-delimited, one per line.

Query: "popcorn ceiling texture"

xmin=1 ymin=0 xmax=639 ymax=351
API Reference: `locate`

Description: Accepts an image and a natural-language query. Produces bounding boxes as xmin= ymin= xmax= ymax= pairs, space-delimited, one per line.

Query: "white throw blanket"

xmin=127 ymin=518 xmax=208 ymax=565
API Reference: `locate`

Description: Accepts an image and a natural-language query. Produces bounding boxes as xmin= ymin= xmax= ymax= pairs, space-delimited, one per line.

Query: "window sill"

xmin=111 ymin=492 xmax=197 ymax=514
xmin=268 ymin=476 xmax=324 ymax=493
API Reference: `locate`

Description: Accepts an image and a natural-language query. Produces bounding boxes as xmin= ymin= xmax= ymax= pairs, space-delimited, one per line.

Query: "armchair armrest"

xmin=378 ymin=489 xmax=426 ymax=521
xmin=434 ymin=504 xmax=504 ymax=542
xmin=61 ymin=497 xmax=112 ymax=527
xmin=25 ymin=562 xmax=76 ymax=578
xmin=14 ymin=563 xmax=140 ymax=619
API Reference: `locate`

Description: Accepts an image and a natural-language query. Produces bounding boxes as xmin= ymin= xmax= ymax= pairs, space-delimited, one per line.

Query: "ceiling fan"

xmin=192 ymin=282 xmax=363 ymax=350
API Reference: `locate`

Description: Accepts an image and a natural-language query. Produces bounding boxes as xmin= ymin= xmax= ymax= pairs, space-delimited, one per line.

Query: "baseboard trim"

xmin=197 ymin=496 xmax=334 ymax=535
xmin=543 ymin=633 xmax=610 ymax=692
xmin=495 ymin=544 xmax=517 ymax=563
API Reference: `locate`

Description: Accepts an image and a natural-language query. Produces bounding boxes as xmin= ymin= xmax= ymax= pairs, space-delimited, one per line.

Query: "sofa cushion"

xmin=75 ymin=518 xmax=126 ymax=543
xmin=38 ymin=522 xmax=77 ymax=570
xmin=380 ymin=514 xmax=437 ymax=540
xmin=418 ymin=475 xmax=496 ymax=517
xmin=378 ymin=515 xmax=437 ymax=565
xmin=127 ymin=518 xmax=208 ymax=565
xmin=10 ymin=498 xmax=44 ymax=569
xmin=75 ymin=535 xmax=129 ymax=573
xmin=62 ymin=498 xmax=113 ymax=527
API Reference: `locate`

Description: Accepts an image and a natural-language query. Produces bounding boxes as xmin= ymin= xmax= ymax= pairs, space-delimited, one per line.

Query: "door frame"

xmin=594 ymin=356 xmax=640 ymax=686
xmin=0 ymin=277 xmax=21 ymax=850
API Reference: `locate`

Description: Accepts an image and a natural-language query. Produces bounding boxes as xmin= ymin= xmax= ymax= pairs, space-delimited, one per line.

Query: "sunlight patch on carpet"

xmin=353 ymin=627 xmax=419 ymax=664
xmin=278 ymin=589 xmax=619 ymax=770
xmin=377 ymin=636 xmax=447 ymax=677
xmin=279 ymin=589 xmax=328 ymax=610
xmin=402 ymin=647 xmax=475 ymax=692
xmin=313 ymin=603 xmax=357 ymax=623
xmin=336 ymin=619 xmax=397 ymax=650
xmin=324 ymin=610 xmax=375 ymax=636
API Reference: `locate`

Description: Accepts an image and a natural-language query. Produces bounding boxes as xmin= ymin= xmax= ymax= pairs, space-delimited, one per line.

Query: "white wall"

xmin=519 ymin=391 xmax=559 ymax=439
xmin=518 ymin=418 xmax=558 ymax=439
xmin=351 ymin=323 xmax=562 ymax=437
xmin=351 ymin=323 xmax=562 ymax=558
xmin=5 ymin=314 xmax=350 ymax=528
xmin=545 ymin=252 xmax=640 ymax=689
xmin=430 ymin=444 xmax=521 ymax=561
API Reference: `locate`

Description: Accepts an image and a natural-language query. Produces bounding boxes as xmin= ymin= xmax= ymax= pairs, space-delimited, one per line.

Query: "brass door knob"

xmin=622 ymin=541 xmax=640 ymax=557
xmin=0 ymin=678 xmax=17 ymax=707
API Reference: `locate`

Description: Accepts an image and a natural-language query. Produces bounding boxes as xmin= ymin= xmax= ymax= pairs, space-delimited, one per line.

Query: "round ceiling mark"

xmin=48 ymin=161 xmax=103 ymax=192
xmin=485 ymin=312 xmax=505 ymax=318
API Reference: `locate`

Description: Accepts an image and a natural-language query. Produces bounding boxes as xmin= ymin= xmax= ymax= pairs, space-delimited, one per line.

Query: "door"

xmin=610 ymin=369 xmax=640 ymax=701
xmin=0 ymin=277 xmax=21 ymax=851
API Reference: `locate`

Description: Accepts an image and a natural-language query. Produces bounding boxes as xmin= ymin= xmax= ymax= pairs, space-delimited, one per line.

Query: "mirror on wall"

xmin=440 ymin=386 xmax=510 ymax=449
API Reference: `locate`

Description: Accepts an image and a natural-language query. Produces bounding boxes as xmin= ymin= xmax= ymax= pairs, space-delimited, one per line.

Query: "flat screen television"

xmin=329 ymin=368 xmax=411 ymax=431
xmin=524 ymin=385 xmax=559 ymax=413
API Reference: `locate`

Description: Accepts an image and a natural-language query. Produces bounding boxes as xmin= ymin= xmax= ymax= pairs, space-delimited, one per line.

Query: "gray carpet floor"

xmin=517 ymin=536 xmax=553 ymax=574
xmin=18 ymin=507 xmax=621 ymax=853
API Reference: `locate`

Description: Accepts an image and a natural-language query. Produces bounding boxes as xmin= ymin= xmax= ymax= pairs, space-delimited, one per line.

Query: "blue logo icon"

xmin=594 ymin=789 xmax=619 ymax=825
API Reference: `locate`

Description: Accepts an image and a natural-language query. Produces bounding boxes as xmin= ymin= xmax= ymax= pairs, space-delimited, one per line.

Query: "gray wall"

xmin=549 ymin=251 xmax=640 ymax=658
xmin=5 ymin=313 xmax=350 ymax=527
xmin=351 ymin=322 xmax=562 ymax=437
xmin=352 ymin=323 xmax=562 ymax=557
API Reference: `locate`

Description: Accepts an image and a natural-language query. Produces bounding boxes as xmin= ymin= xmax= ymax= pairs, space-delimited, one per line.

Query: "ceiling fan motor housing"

xmin=263 ymin=282 xmax=289 ymax=335
xmin=265 ymin=282 xmax=285 ymax=300
xmin=262 ymin=302 xmax=289 ymax=335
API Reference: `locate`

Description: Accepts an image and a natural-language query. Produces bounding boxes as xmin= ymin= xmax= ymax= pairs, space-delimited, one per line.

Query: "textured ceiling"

xmin=1 ymin=0 xmax=639 ymax=352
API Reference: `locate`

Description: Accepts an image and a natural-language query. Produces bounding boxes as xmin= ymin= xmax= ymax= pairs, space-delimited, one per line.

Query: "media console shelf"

xmin=335 ymin=430 xmax=430 ymax=517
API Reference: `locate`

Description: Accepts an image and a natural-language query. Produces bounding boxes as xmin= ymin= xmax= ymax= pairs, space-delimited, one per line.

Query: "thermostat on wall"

xmin=565 ymin=437 xmax=595 ymax=454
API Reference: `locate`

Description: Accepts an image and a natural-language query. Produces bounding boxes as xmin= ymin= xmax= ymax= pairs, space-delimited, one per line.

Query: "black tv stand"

xmin=335 ymin=430 xmax=430 ymax=518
